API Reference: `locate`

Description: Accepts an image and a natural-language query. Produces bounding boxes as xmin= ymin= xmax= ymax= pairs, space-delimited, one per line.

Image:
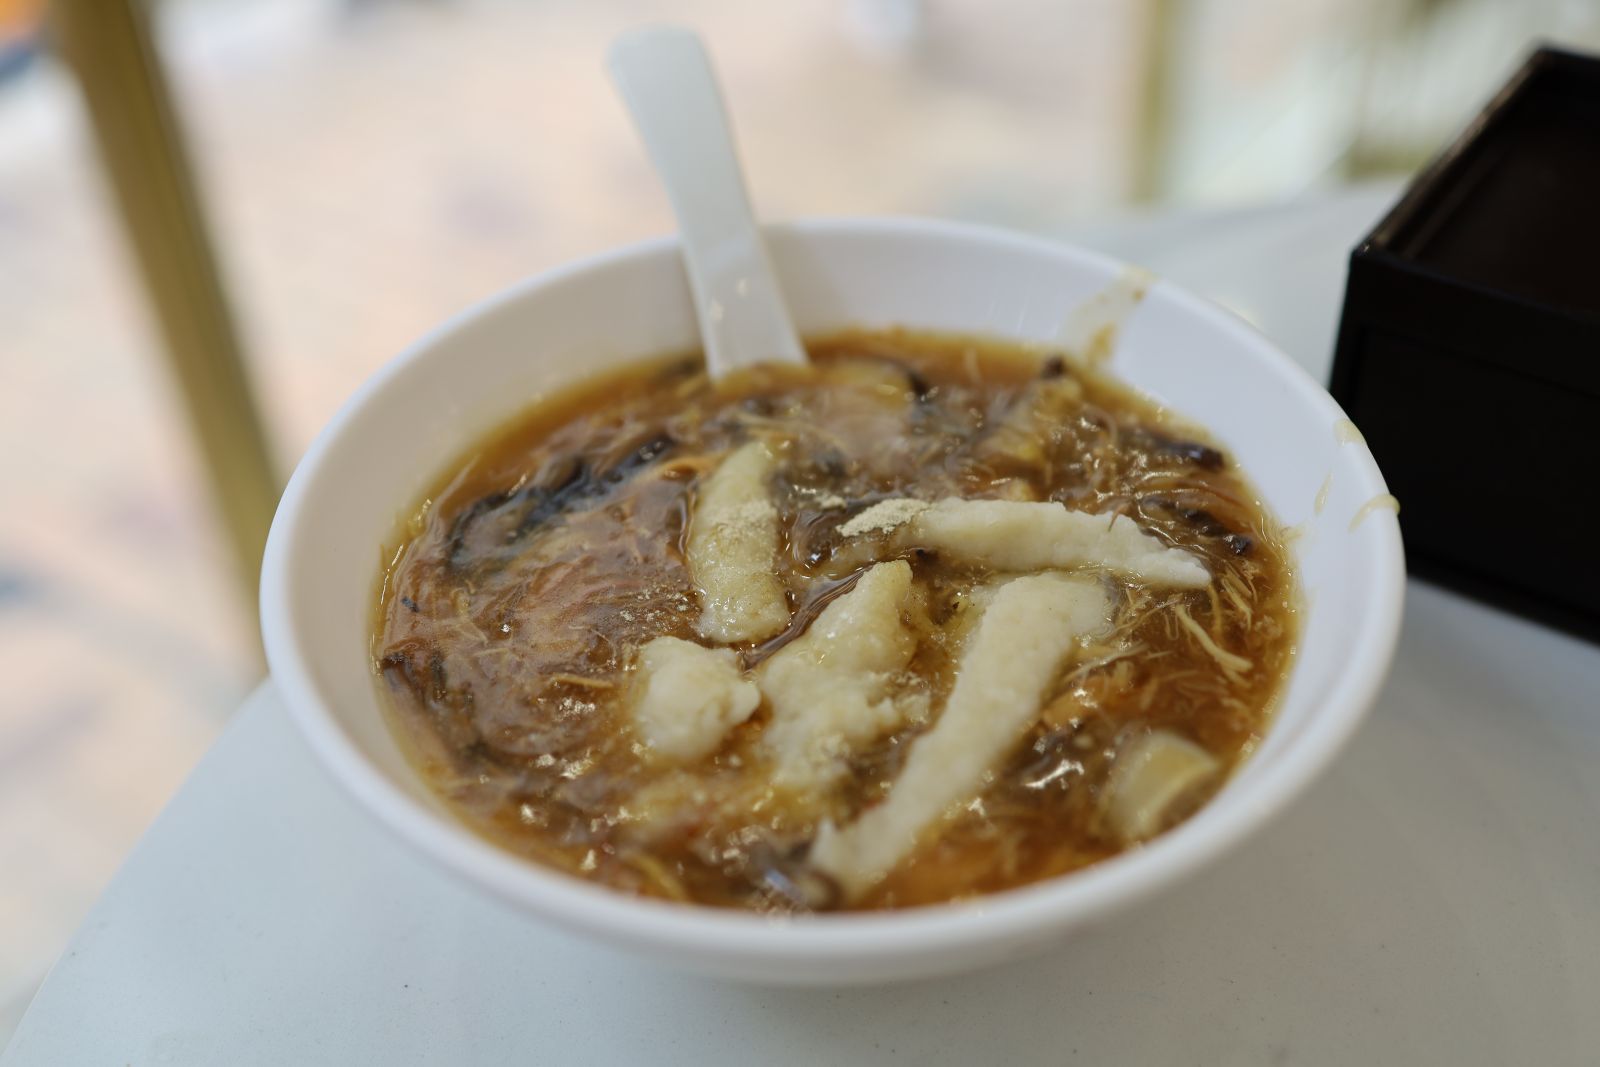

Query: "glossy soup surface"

xmin=375 ymin=330 xmax=1296 ymax=912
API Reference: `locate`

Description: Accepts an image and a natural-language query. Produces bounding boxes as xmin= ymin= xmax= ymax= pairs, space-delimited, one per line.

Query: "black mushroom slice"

xmin=446 ymin=432 xmax=677 ymax=569
xmin=1138 ymin=496 xmax=1255 ymax=557
xmin=378 ymin=646 xmax=482 ymax=752
xmin=903 ymin=364 xmax=937 ymax=405
xmin=1127 ymin=426 xmax=1226 ymax=471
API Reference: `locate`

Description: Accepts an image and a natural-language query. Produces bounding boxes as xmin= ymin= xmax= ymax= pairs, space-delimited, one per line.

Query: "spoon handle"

xmin=608 ymin=26 xmax=806 ymax=379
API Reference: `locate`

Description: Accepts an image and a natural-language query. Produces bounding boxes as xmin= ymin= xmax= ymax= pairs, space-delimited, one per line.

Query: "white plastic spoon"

xmin=608 ymin=26 xmax=807 ymax=380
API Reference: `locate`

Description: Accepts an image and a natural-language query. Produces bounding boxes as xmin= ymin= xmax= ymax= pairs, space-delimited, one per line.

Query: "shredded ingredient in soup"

xmin=374 ymin=329 xmax=1297 ymax=912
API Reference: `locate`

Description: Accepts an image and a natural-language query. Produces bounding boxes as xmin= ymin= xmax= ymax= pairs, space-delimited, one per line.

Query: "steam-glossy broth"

xmin=375 ymin=330 xmax=1296 ymax=912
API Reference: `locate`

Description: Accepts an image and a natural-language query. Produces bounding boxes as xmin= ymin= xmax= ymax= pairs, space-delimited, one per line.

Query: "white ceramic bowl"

xmin=261 ymin=218 xmax=1404 ymax=985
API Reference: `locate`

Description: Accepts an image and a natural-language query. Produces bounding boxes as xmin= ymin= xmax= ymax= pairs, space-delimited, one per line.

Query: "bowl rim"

xmin=261 ymin=214 xmax=1405 ymax=965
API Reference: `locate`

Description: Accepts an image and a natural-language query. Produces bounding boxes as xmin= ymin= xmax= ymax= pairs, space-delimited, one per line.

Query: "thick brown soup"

xmin=375 ymin=330 xmax=1296 ymax=912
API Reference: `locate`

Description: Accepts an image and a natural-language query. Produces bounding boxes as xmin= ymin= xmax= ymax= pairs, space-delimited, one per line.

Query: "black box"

xmin=1329 ymin=45 xmax=1600 ymax=643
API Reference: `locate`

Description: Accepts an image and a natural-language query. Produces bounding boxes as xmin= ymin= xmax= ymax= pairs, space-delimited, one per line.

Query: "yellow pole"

xmin=1131 ymin=0 xmax=1179 ymax=204
xmin=50 ymin=0 xmax=278 ymax=636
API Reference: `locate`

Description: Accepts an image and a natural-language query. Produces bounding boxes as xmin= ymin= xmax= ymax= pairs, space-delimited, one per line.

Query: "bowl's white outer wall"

xmin=261 ymin=218 xmax=1404 ymax=985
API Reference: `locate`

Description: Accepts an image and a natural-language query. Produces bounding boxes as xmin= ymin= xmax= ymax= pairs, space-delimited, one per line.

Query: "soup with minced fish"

xmin=374 ymin=329 xmax=1297 ymax=912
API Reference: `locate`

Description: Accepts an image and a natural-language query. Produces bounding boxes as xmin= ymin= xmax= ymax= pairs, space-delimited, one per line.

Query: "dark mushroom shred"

xmin=1128 ymin=426 xmax=1226 ymax=471
xmin=446 ymin=433 xmax=677 ymax=570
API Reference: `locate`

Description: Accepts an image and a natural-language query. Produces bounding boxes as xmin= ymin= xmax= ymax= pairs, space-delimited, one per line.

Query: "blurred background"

xmin=1 ymin=0 xmax=1596 ymax=1037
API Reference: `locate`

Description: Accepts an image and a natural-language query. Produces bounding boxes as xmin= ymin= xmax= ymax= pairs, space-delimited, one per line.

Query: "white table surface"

xmin=8 ymin=187 xmax=1600 ymax=1066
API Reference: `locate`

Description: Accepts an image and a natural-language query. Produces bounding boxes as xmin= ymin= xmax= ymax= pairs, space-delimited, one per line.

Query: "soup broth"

xmin=375 ymin=330 xmax=1297 ymax=912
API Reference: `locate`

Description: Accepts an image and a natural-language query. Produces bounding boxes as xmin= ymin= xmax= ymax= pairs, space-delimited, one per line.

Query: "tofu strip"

xmin=810 ymin=573 xmax=1112 ymax=897
xmin=757 ymin=561 xmax=920 ymax=788
xmin=687 ymin=442 xmax=791 ymax=643
xmin=630 ymin=637 xmax=761 ymax=763
xmin=844 ymin=497 xmax=1209 ymax=588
